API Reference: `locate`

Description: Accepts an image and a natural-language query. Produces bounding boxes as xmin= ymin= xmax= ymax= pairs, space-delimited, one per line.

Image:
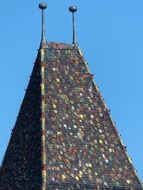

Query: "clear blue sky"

xmin=0 ymin=0 xmax=143 ymax=181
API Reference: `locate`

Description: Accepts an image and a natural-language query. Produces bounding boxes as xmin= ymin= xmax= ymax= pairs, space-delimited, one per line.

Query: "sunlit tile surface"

xmin=0 ymin=42 xmax=142 ymax=190
xmin=44 ymin=43 xmax=142 ymax=189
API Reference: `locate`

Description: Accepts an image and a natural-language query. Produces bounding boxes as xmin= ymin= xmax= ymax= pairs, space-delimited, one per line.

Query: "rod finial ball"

xmin=39 ymin=2 xmax=47 ymax=10
xmin=69 ymin=6 xmax=77 ymax=13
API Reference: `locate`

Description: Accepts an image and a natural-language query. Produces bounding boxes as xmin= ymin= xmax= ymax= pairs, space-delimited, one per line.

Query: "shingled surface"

xmin=44 ymin=43 xmax=142 ymax=189
xmin=0 ymin=42 xmax=142 ymax=190
xmin=0 ymin=54 xmax=42 ymax=189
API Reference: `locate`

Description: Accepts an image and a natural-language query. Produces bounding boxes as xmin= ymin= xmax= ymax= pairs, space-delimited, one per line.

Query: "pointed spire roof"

xmin=0 ymin=3 xmax=142 ymax=190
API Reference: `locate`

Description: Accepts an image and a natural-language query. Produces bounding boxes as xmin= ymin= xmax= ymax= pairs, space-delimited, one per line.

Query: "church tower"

xmin=0 ymin=3 xmax=142 ymax=190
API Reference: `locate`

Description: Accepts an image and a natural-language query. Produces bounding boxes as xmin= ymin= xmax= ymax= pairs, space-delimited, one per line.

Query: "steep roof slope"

xmin=0 ymin=52 xmax=43 ymax=190
xmin=43 ymin=43 xmax=142 ymax=189
xmin=0 ymin=42 xmax=142 ymax=190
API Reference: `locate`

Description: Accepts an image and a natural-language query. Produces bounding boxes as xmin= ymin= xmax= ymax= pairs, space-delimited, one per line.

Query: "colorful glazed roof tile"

xmin=0 ymin=41 xmax=142 ymax=190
